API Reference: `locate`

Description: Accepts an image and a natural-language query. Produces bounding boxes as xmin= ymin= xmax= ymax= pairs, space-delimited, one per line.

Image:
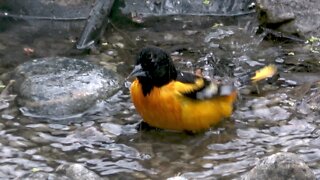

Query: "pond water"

xmin=1 ymin=14 xmax=320 ymax=179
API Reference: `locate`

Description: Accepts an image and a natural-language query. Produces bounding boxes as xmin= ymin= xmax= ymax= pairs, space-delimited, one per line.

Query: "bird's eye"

xmin=146 ymin=54 xmax=153 ymax=61
xmin=150 ymin=55 xmax=156 ymax=63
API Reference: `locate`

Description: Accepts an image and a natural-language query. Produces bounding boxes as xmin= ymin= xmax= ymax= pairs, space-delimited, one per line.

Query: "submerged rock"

xmin=13 ymin=57 xmax=122 ymax=120
xmin=23 ymin=172 xmax=70 ymax=180
xmin=256 ymin=0 xmax=320 ymax=38
xmin=243 ymin=152 xmax=316 ymax=180
xmin=57 ymin=164 xmax=104 ymax=180
xmin=23 ymin=164 xmax=104 ymax=180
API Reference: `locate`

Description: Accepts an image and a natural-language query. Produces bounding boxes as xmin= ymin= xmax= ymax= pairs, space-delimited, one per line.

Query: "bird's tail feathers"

xmin=237 ymin=64 xmax=277 ymax=86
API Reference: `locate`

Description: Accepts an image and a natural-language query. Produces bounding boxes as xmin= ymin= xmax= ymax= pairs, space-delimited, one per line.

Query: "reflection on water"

xmin=0 ymin=14 xmax=320 ymax=179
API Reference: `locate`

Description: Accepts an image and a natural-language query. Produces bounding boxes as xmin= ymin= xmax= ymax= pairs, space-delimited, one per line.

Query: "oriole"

xmin=129 ymin=46 xmax=277 ymax=132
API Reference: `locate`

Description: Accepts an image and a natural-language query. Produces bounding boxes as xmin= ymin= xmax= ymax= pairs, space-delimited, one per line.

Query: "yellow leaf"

xmin=31 ymin=168 xmax=40 ymax=173
xmin=212 ymin=23 xmax=223 ymax=28
xmin=308 ymin=36 xmax=320 ymax=43
xmin=203 ymin=0 xmax=210 ymax=5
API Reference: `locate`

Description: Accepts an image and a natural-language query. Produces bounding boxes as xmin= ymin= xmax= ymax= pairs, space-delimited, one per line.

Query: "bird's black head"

xmin=129 ymin=46 xmax=177 ymax=95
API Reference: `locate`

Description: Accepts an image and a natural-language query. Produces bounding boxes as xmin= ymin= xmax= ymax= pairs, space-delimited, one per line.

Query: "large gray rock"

xmin=256 ymin=0 xmax=320 ymax=38
xmin=243 ymin=152 xmax=316 ymax=180
xmin=13 ymin=57 xmax=122 ymax=120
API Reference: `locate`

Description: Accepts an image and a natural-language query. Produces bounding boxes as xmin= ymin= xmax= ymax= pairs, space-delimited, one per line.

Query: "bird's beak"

xmin=128 ymin=64 xmax=146 ymax=78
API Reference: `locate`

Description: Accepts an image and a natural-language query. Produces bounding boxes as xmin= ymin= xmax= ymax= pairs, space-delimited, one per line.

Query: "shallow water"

xmin=1 ymin=14 xmax=320 ymax=180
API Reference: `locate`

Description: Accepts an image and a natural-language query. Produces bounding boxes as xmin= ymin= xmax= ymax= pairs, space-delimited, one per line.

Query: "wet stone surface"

xmin=13 ymin=57 xmax=122 ymax=120
xmin=256 ymin=0 xmax=320 ymax=38
xmin=243 ymin=152 xmax=316 ymax=180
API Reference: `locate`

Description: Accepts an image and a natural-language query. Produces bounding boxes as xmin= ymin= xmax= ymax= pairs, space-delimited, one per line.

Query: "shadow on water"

xmin=1 ymin=5 xmax=320 ymax=180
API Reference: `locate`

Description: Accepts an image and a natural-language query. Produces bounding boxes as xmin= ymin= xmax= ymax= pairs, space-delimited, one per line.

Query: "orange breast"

xmin=130 ymin=79 xmax=237 ymax=132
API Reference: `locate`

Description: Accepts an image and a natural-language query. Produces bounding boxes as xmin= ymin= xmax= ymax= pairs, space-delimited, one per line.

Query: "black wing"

xmin=176 ymin=71 xmax=235 ymax=100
